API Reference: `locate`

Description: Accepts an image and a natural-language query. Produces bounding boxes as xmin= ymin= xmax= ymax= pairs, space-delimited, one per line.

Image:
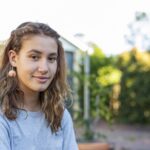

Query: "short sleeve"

xmin=62 ymin=109 xmax=78 ymax=150
xmin=0 ymin=113 xmax=11 ymax=150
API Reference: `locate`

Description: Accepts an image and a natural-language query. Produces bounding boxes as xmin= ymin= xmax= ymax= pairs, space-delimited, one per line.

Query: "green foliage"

xmin=73 ymin=41 xmax=150 ymax=127
xmin=90 ymin=43 xmax=105 ymax=75
xmin=73 ymin=43 xmax=122 ymax=124
xmin=97 ymin=65 xmax=122 ymax=86
xmin=89 ymin=44 xmax=120 ymax=122
xmin=117 ymin=49 xmax=150 ymax=123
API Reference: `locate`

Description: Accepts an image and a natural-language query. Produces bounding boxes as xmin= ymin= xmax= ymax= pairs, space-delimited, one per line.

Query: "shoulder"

xmin=0 ymin=109 xmax=10 ymax=130
xmin=0 ymin=109 xmax=5 ymax=121
xmin=61 ymin=108 xmax=73 ymax=127
xmin=0 ymin=109 xmax=7 ymax=123
xmin=60 ymin=109 xmax=78 ymax=149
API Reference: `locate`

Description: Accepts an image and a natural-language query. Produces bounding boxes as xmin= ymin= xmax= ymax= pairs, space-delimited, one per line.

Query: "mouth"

xmin=33 ymin=76 xmax=50 ymax=83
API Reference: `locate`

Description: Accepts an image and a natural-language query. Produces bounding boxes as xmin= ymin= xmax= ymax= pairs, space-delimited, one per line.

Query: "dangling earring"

xmin=8 ymin=66 xmax=16 ymax=77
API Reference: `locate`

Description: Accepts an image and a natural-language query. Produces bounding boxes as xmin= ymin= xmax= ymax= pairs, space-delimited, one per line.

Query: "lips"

xmin=33 ymin=76 xmax=50 ymax=83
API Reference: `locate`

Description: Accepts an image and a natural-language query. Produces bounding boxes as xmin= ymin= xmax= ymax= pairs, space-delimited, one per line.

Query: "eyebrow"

xmin=27 ymin=49 xmax=58 ymax=56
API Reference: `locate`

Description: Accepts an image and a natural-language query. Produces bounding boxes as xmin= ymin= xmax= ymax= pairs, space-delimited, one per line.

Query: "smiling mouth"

xmin=33 ymin=76 xmax=50 ymax=83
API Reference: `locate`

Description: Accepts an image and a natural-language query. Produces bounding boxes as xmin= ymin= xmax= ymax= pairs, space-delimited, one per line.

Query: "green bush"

xmin=117 ymin=48 xmax=150 ymax=123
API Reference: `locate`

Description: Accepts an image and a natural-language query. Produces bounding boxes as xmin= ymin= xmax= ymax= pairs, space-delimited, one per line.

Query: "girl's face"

xmin=10 ymin=35 xmax=58 ymax=94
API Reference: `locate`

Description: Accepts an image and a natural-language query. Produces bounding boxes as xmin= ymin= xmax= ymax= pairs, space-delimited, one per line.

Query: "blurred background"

xmin=0 ymin=0 xmax=150 ymax=149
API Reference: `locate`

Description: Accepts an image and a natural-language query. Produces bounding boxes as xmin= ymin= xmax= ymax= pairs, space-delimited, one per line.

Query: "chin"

xmin=31 ymin=83 xmax=50 ymax=92
xmin=37 ymin=88 xmax=47 ymax=92
xmin=32 ymin=86 xmax=48 ymax=92
xmin=39 ymin=86 xmax=49 ymax=92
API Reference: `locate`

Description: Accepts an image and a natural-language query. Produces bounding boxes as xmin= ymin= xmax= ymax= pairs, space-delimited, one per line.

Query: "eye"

xmin=48 ymin=57 xmax=57 ymax=63
xmin=31 ymin=55 xmax=40 ymax=61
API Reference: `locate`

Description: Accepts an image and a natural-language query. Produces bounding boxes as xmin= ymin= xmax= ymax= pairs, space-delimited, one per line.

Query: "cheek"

xmin=54 ymin=64 xmax=58 ymax=74
xmin=51 ymin=63 xmax=57 ymax=76
xmin=16 ymin=58 xmax=30 ymax=73
xmin=16 ymin=63 xmax=35 ymax=77
xmin=16 ymin=67 xmax=29 ymax=80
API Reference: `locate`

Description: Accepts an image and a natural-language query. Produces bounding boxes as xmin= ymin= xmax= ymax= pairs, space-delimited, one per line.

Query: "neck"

xmin=22 ymin=91 xmax=41 ymax=112
xmin=23 ymin=99 xmax=41 ymax=112
xmin=18 ymin=82 xmax=42 ymax=112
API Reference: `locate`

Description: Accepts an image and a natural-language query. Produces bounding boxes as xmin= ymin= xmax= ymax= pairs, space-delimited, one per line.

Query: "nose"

xmin=38 ymin=59 xmax=48 ymax=74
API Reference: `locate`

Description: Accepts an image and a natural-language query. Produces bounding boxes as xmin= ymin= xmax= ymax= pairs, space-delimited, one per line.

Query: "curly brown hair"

xmin=0 ymin=22 xmax=70 ymax=132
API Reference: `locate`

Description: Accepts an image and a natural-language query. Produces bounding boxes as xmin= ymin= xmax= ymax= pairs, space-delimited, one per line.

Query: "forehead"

xmin=20 ymin=35 xmax=58 ymax=54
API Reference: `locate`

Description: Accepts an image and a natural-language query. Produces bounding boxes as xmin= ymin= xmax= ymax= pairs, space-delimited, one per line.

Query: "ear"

xmin=8 ymin=50 xmax=18 ymax=67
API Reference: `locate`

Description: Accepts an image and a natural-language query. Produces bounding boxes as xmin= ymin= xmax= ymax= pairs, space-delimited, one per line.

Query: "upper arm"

xmin=0 ymin=115 xmax=11 ymax=150
xmin=62 ymin=109 xmax=78 ymax=150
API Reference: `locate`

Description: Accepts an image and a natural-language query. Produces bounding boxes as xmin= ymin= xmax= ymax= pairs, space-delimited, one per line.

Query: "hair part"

xmin=0 ymin=22 xmax=70 ymax=132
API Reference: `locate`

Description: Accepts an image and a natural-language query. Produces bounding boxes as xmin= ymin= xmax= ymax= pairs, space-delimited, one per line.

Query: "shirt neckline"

xmin=17 ymin=109 xmax=43 ymax=118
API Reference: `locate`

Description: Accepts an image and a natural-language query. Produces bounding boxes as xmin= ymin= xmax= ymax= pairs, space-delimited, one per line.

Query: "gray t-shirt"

xmin=0 ymin=109 xmax=78 ymax=150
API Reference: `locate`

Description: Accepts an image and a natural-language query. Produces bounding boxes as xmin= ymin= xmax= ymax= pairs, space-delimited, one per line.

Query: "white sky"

xmin=0 ymin=0 xmax=150 ymax=55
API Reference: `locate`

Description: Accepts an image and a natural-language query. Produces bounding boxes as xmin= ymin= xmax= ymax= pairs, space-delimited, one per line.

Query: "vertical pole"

xmin=84 ymin=50 xmax=90 ymax=120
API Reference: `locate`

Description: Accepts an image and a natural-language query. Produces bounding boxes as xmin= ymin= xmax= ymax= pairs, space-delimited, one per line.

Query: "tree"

xmin=117 ymin=48 xmax=150 ymax=123
xmin=125 ymin=11 xmax=150 ymax=51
